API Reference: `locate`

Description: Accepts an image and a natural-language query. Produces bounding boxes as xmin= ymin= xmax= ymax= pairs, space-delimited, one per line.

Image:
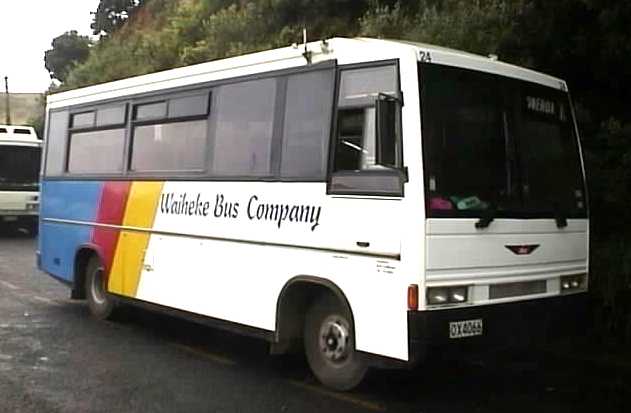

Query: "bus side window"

xmin=45 ymin=110 xmax=69 ymax=176
xmin=66 ymin=105 xmax=128 ymax=175
xmin=329 ymin=63 xmax=404 ymax=196
xmin=211 ymin=78 xmax=277 ymax=177
xmin=280 ymin=68 xmax=335 ymax=180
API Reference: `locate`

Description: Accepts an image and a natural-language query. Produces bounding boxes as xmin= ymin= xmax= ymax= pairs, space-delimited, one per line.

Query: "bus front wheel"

xmin=304 ymin=294 xmax=367 ymax=391
xmin=86 ymin=256 xmax=116 ymax=320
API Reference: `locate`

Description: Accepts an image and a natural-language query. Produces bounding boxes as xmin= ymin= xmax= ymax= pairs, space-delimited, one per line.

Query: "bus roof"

xmin=47 ymin=37 xmax=567 ymax=109
xmin=0 ymin=125 xmax=40 ymax=144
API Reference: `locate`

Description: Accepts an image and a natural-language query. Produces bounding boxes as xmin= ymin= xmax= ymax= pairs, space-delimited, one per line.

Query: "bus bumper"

xmin=408 ymin=293 xmax=589 ymax=364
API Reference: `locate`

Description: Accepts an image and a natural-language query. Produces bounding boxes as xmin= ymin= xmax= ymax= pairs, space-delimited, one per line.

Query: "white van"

xmin=0 ymin=125 xmax=41 ymax=234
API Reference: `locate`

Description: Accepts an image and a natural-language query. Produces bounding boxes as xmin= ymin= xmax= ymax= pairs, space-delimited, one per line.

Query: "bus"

xmin=38 ymin=38 xmax=588 ymax=390
xmin=0 ymin=125 xmax=41 ymax=235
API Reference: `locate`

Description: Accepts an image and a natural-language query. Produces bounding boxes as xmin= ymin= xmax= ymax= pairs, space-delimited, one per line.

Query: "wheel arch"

xmin=274 ymin=276 xmax=355 ymax=352
xmin=72 ymin=244 xmax=104 ymax=299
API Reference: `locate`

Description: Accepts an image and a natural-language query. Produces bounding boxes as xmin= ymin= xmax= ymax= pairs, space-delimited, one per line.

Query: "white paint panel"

xmin=152 ymin=182 xmax=402 ymax=257
xmin=424 ymin=218 xmax=589 ymax=308
xmin=427 ymin=231 xmax=588 ymax=270
xmin=0 ymin=191 xmax=39 ymax=215
xmin=134 ymin=181 xmax=410 ymax=360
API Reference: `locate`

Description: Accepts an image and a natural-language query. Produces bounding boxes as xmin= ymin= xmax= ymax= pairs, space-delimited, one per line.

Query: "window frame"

xmin=45 ymin=60 xmax=341 ymax=182
xmin=128 ymin=89 xmax=212 ymax=176
xmin=327 ymin=59 xmax=405 ymax=197
xmin=419 ymin=62 xmax=588 ymax=220
xmin=65 ymin=103 xmax=129 ymax=177
xmin=277 ymin=65 xmax=337 ymax=181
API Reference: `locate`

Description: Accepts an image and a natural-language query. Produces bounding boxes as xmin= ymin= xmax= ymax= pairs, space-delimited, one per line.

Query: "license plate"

xmin=449 ymin=319 xmax=484 ymax=339
xmin=2 ymin=216 xmax=18 ymax=222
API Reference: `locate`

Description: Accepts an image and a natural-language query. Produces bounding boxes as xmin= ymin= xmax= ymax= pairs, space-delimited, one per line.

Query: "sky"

xmin=0 ymin=1 xmax=100 ymax=93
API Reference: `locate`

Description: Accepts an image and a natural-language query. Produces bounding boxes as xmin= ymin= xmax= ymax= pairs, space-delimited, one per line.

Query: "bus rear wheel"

xmin=86 ymin=256 xmax=116 ymax=320
xmin=304 ymin=294 xmax=367 ymax=391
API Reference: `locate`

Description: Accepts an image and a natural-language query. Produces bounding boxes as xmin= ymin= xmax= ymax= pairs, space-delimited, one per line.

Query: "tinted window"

xmin=281 ymin=69 xmax=334 ymax=179
xmin=13 ymin=128 xmax=32 ymax=135
xmin=338 ymin=65 xmax=397 ymax=107
xmin=45 ymin=110 xmax=69 ymax=176
xmin=135 ymin=101 xmax=167 ymax=121
xmin=169 ymin=94 xmax=209 ymax=119
xmin=71 ymin=112 xmax=95 ymax=129
xmin=97 ymin=105 xmax=126 ymax=127
xmin=421 ymin=65 xmax=507 ymax=215
xmin=211 ymin=78 xmax=276 ymax=176
xmin=516 ymin=86 xmax=585 ymax=215
xmin=421 ymin=63 xmax=586 ymax=218
xmin=0 ymin=146 xmax=41 ymax=190
xmin=68 ymin=129 xmax=125 ymax=173
xmin=131 ymin=120 xmax=207 ymax=172
xmin=0 ymin=128 xmax=7 ymax=133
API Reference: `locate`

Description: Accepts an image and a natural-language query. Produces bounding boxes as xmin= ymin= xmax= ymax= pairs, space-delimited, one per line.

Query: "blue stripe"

xmin=39 ymin=181 xmax=103 ymax=282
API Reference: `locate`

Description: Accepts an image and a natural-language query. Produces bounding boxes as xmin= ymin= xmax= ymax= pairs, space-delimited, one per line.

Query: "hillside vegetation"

xmin=51 ymin=0 xmax=631 ymax=342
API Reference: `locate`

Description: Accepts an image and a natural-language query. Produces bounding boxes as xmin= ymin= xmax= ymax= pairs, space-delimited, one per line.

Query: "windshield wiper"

xmin=475 ymin=205 xmax=496 ymax=229
xmin=553 ymin=202 xmax=568 ymax=228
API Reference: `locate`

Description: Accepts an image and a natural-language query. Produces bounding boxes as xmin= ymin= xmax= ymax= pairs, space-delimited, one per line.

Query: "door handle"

xmin=356 ymin=241 xmax=370 ymax=248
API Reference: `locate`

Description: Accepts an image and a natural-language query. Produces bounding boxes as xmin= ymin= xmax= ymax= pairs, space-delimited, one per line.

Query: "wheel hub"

xmin=91 ymin=266 xmax=106 ymax=305
xmin=319 ymin=317 xmax=350 ymax=363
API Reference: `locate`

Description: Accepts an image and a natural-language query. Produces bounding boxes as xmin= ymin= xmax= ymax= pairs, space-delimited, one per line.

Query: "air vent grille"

xmin=489 ymin=280 xmax=547 ymax=299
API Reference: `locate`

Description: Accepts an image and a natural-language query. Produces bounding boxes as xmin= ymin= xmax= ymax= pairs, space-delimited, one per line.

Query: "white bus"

xmin=0 ymin=125 xmax=41 ymax=234
xmin=39 ymin=38 xmax=588 ymax=390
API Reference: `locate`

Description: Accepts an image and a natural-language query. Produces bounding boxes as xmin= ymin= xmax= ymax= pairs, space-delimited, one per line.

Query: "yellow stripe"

xmin=108 ymin=182 xmax=164 ymax=297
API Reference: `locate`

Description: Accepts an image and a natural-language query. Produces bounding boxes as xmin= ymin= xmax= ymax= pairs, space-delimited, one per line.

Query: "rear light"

xmin=427 ymin=286 xmax=470 ymax=306
xmin=408 ymin=284 xmax=419 ymax=310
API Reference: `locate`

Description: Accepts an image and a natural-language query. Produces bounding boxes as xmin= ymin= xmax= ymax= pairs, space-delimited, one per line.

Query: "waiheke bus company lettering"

xmin=159 ymin=192 xmax=322 ymax=231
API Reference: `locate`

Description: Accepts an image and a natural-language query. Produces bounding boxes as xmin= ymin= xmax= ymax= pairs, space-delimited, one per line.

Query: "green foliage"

xmin=92 ymin=0 xmax=145 ymax=36
xmin=360 ymin=0 xmax=527 ymax=57
xmin=44 ymin=31 xmax=92 ymax=83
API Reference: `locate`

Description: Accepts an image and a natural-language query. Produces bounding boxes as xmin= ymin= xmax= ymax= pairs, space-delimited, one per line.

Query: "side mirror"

xmin=375 ymin=95 xmax=398 ymax=167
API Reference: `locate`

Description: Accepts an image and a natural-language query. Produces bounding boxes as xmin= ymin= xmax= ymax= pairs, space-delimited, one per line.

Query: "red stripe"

xmin=92 ymin=181 xmax=131 ymax=275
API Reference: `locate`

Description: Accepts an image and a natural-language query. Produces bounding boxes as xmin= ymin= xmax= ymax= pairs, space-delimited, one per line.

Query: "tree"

xmin=44 ymin=31 xmax=92 ymax=83
xmin=91 ymin=0 xmax=145 ymax=36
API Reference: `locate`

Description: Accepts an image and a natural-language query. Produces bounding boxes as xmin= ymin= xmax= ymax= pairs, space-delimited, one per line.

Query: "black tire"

xmin=86 ymin=255 xmax=116 ymax=320
xmin=304 ymin=294 xmax=367 ymax=391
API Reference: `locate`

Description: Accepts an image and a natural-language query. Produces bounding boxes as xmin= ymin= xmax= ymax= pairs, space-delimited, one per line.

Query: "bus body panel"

xmin=426 ymin=220 xmax=588 ymax=271
xmin=39 ymin=181 xmax=102 ymax=281
xmin=424 ymin=218 xmax=588 ymax=309
xmin=40 ymin=179 xmax=411 ymax=360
